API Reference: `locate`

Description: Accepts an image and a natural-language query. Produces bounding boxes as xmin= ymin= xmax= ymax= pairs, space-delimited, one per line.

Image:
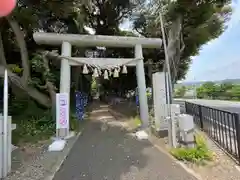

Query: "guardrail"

xmin=185 ymin=101 xmax=240 ymax=163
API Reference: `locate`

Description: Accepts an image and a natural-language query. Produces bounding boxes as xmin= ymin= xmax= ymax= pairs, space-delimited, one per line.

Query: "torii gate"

xmin=33 ymin=32 xmax=162 ymax=137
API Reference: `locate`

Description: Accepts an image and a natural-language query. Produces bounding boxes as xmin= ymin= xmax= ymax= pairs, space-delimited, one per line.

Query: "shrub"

xmin=70 ymin=113 xmax=83 ymax=132
xmin=11 ymin=96 xmax=88 ymax=145
xmin=133 ymin=116 xmax=142 ymax=127
xmin=146 ymin=91 xmax=151 ymax=99
xmin=127 ymin=116 xmax=142 ymax=129
xmin=12 ymin=108 xmax=86 ymax=145
xmin=12 ymin=111 xmax=55 ymax=144
xmin=170 ymin=135 xmax=213 ymax=164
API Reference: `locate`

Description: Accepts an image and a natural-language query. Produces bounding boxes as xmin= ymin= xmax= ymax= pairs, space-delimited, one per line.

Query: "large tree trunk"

xmin=4 ymin=17 xmax=53 ymax=108
xmin=167 ymin=16 xmax=183 ymax=83
xmin=0 ymin=31 xmax=7 ymax=66
xmin=42 ymin=54 xmax=57 ymax=119
xmin=7 ymin=17 xmax=30 ymax=85
xmin=0 ymin=65 xmax=51 ymax=107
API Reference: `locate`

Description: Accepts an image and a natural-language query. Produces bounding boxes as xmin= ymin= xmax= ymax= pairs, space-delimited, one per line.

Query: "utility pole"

xmin=193 ymin=77 xmax=196 ymax=99
xmin=158 ymin=3 xmax=175 ymax=147
xmin=158 ymin=6 xmax=173 ymax=103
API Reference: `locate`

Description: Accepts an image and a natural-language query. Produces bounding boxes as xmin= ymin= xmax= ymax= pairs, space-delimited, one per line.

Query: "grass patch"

xmin=126 ymin=116 xmax=142 ymax=130
xmin=133 ymin=116 xmax=142 ymax=127
xmin=69 ymin=111 xmax=89 ymax=133
xmin=170 ymin=134 xmax=214 ymax=164
xmin=131 ymin=116 xmax=142 ymax=127
xmin=13 ymin=111 xmax=87 ymax=145
xmin=12 ymin=100 xmax=88 ymax=145
xmin=12 ymin=110 xmax=55 ymax=145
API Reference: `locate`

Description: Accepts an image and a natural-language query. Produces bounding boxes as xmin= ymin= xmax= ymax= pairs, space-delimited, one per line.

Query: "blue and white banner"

xmin=75 ymin=91 xmax=88 ymax=120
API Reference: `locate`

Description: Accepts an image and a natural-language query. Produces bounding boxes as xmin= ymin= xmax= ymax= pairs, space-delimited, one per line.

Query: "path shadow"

xmin=53 ymin=102 xmax=197 ymax=180
xmin=108 ymin=101 xmax=138 ymax=121
xmin=108 ymin=98 xmax=154 ymax=120
xmin=53 ymin=118 xmax=152 ymax=180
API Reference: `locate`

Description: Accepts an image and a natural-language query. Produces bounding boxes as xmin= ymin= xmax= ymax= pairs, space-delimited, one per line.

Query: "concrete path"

xmin=53 ymin=103 xmax=197 ymax=180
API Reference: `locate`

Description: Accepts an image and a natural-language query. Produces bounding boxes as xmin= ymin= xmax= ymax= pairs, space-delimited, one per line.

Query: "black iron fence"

xmin=185 ymin=101 xmax=240 ymax=163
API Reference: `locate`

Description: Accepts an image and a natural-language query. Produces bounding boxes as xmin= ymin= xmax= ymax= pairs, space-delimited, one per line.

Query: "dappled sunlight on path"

xmin=53 ymin=102 xmax=197 ymax=180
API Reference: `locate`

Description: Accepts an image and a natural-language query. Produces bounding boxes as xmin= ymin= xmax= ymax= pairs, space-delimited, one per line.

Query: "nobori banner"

xmin=56 ymin=93 xmax=69 ymax=129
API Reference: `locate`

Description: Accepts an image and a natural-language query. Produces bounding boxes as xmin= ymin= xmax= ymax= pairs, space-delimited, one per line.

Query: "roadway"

xmin=174 ymin=98 xmax=240 ymax=113
xmin=174 ymin=98 xmax=240 ymax=129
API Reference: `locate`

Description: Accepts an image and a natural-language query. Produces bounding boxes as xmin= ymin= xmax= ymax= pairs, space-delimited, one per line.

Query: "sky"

xmin=120 ymin=0 xmax=240 ymax=82
xmin=184 ymin=0 xmax=240 ymax=82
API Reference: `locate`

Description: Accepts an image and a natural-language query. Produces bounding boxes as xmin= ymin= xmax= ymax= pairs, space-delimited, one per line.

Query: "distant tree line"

xmin=174 ymin=82 xmax=240 ymax=100
xmin=174 ymin=86 xmax=188 ymax=98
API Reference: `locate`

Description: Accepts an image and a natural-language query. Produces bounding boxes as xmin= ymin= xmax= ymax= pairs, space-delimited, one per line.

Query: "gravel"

xmin=4 ymin=135 xmax=80 ymax=180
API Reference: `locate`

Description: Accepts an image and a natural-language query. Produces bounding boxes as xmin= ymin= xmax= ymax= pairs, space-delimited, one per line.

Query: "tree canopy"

xmin=0 ymin=0 xmax=232 ymax=111
xmin=133 ymin=0 xmax=231 ymax=81
xmin=196 ymin=81 xmax=240 ymax=100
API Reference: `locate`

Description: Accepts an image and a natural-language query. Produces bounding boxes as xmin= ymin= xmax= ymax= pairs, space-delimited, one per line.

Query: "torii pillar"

xmin=135 ymin=44 xmax=149 ymax=128
xmin=58 ymin=42 xmax=72 ymax=137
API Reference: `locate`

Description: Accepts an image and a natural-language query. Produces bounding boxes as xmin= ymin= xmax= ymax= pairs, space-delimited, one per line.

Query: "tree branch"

xmin=0 ymin=65 xmax=51 ymax=107
xmin=0 ymin=31 xmax=7 ymax=66
xmin=7 ymin=16 xmax=30 ymax=85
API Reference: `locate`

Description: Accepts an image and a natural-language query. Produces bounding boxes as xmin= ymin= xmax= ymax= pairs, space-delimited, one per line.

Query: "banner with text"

xmin=56 ymin=93 xmax=69 ymax=129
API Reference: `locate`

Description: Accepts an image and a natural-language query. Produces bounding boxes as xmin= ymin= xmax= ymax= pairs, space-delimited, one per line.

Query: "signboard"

xmin=56 ymin=93 xmax=69 ymax=129
xmin=152 ymin=72 xmax=168 ymax=130
xmin=85 ymin=50 xmax=99 ymax=58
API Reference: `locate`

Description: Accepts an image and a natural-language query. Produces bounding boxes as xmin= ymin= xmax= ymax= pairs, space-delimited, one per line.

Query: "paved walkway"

xmin=53 ymin=103 xmax=197 ymax=180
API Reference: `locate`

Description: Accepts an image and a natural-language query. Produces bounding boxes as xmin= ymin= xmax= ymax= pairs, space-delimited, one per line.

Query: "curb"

xmin=44 ymin=131 xmax=82 ymax=180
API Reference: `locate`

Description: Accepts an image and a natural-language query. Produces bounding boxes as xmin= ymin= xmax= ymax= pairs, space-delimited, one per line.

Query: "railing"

xmin=185 ymin=101 xmax=240 ymax=163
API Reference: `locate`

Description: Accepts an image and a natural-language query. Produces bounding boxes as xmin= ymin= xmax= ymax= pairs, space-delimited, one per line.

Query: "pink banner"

xmin=56 ymin=93 xmax=69 ymax=129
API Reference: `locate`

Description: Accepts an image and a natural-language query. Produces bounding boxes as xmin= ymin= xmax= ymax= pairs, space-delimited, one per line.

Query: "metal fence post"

xmin=184 ymin=101 xmax=188 ymax=113
xmin=198 ymin=105 xmax=204 ymax=129
xmin=234 ymin=113 xmax=240 ymax=164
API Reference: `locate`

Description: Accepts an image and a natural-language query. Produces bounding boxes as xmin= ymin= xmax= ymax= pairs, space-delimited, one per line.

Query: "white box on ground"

xmin=178 ymin=114 xmax=195 ymax=148
xmin=178 ymin=114 xmax=194 ymax=131
xmin=135 ymin=130 xmax=148 ymax=140
xmin=48 ymin=139 xmax=67 ymax=152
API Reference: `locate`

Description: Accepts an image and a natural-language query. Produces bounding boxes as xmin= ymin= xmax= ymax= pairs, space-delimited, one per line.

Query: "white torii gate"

xmin=33 ymin=32 xmax=162 ymax=137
